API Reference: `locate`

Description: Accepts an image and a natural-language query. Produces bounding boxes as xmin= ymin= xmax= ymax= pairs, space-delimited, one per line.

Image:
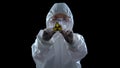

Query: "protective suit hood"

xmin=46 ymin=3 xmax=74 ymax=30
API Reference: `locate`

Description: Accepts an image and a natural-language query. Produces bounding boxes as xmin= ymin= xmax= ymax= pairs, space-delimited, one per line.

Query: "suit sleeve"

xmin=31 ymin=30 xmax=53 ymax=63
xmin=69 ymin=34 xmax=88 ymax=62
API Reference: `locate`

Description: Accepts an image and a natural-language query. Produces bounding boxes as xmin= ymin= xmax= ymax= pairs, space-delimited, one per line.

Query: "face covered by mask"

xmin=48 ymin=14 xmax=73 ymax=31
xmin=46 ymin=3 xmax=74 ymax=31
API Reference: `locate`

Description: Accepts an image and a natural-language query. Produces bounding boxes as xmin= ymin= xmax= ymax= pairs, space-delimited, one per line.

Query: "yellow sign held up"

xmin=53 ymin=22 xmax=62 ymax=31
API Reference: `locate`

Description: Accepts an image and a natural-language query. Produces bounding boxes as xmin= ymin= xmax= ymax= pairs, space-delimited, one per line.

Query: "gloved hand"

xmin=42 ymin=28 xmax=56 ymax=41
xmin=60 ymin=30 xmax=73 ymax=44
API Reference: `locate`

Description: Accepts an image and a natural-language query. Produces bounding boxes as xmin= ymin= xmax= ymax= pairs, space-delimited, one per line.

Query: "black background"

xmin=3 ymin=0 xmax=117 ymax=68
xmin=30 ymin=1 xmax=100 ymax=68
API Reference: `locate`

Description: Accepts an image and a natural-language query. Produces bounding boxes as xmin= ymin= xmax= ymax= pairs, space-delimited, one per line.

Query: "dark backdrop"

xmin=29 ymin=1 xmax=100 ymax=68
xmin=3 ymin=0 xmax=116 ymax=68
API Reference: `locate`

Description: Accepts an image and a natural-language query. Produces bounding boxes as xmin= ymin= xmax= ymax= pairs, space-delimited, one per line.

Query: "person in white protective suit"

xmin=31 ymin=3 xmax=88 ymax=68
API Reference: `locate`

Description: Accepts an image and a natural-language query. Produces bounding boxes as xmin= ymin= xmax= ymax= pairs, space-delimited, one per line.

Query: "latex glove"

xmin=42 ymin=28 xmax=55 ymax=41
xmin=60 ymin=30 xmax=73 ymax=44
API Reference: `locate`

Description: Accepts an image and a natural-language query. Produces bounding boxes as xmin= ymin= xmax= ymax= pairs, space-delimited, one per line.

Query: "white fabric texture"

xmin=32 ymin=3 xmax=88 ymax=68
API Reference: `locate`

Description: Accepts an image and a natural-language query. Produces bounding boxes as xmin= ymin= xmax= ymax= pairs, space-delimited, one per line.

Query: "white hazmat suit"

xmin=32 ymin=3 xmax=88 ymax=68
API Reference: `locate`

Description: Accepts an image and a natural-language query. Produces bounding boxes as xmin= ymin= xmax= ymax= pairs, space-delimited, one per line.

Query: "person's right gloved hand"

xmin=42 ymin=28 xmax=56 ymax=41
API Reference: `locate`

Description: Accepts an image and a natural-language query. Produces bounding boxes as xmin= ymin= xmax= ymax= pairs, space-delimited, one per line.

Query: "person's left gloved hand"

xmin=60 ymin=30 xmax=73 ymax=44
